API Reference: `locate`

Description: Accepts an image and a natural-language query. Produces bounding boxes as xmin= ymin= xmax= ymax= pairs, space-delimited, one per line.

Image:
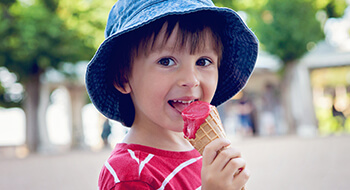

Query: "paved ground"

xmin=1 ymin=135 xmax=350 ymax=190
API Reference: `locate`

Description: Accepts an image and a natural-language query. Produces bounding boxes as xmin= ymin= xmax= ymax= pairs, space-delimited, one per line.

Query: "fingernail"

xmin=224 ymin=138 xmax=231 ymax=144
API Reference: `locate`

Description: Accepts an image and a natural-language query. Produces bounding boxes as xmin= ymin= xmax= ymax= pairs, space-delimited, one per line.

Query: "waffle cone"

xmin=186 ymin=106 xmax=226 ymax=155
xmin=185 ymin=106 xmax=246 ymax=190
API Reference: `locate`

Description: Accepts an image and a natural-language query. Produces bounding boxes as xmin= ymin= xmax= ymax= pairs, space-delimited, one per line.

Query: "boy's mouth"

xmin=168 ymin=99 xmax=198 ymax=113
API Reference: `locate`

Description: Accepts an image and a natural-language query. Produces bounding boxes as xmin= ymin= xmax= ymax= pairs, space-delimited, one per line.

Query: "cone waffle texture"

xmin=187 ymin=106 xmax=226 ymax=155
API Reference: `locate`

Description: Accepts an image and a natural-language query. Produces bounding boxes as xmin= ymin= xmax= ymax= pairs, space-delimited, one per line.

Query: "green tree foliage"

xmin=0 ymin=0 xmax=109 ymax=151
xmin=253 ymin=0 xmax=324 ymax=63
xmin=0 ymin=0 xmax=114 ymax=106
xmin=314 ymin=0 xmax=347 ymax=18
xmin=56 ymin=0 xmax=116 ymax=49
xmin=212 ymin=0 xmax=346 ymax=63
xmin=0 ymin=0 xmax=95 ymax=84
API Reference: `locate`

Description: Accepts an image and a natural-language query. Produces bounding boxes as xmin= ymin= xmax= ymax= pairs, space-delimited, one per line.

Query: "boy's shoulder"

xmin=107 ymin=144 xmax=156 ymax=174
xmin=99 ymin=144 xmax=156 ymax=189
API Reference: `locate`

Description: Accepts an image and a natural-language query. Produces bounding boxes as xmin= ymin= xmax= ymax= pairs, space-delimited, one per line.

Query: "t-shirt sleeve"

xmin=113 ymin=181 xmax=155 ymax=190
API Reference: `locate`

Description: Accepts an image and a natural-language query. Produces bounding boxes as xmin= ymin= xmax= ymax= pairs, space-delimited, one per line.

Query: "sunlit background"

xmin=1 ymin=0 xmax=350 ymax=189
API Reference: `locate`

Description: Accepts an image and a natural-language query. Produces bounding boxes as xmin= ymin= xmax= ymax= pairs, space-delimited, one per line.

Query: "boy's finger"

xmin=210 ymin=146 xmax=242 ymax=171
xmin=202 ymin=138 xmax=231 ymax=166
xmin=232 ymin=168 xmax=251 ymax=189
xmin=222 ymin=157 xmax=246 ymax=177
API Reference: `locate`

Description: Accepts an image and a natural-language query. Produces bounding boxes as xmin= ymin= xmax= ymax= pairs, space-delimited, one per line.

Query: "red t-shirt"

xmin=99 ymin=143 xmax=202 ymax=190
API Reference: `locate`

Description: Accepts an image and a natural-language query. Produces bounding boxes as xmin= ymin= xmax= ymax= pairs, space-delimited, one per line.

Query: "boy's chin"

xmin=167 ymin=121 xmax=185 ymax=133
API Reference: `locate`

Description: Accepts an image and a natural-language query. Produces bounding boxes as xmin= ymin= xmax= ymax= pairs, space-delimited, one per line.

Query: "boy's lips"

xmin=168 ymin=99 xmax=198 ymax=113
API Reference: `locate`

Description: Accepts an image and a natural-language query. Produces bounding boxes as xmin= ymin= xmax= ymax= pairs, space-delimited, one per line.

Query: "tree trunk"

xmin=24 ymin=74 xmax=41 ymax=152
xmin=280 ymin=61 xmax=297 ymax=134
xmin=37 ymin=82 xmax=54 ymax=152
xmin=67 ymin=84 xmax=86 ymax=149
xmin=289 ymin=61 xmax=318 ymax=136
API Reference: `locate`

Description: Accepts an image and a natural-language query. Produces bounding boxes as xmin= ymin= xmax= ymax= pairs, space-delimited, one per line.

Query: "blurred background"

xmin=1 ymin=0 xmax=350 ymax=189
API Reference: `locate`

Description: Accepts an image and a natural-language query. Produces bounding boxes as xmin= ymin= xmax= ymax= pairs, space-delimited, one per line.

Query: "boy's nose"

xmin=178 ymin=68 xmax=200 ymax=88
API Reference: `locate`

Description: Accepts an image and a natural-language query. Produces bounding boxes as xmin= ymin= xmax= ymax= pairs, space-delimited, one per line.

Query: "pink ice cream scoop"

xmin=182 ymin=101 xmax=226 ymax=155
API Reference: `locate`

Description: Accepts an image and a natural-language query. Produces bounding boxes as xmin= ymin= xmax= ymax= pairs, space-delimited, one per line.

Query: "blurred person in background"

xmin=331 ymin=94 xmax=347 ymax=130
xmin=101 ymin=119 xmax=112 ymax=147
xmin=237 ymin=93 xmax=255 ymax=136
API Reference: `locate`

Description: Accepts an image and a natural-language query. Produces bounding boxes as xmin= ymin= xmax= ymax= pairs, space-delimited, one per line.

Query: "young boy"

xmin=86 ymin=0 xmax=258 ymax=189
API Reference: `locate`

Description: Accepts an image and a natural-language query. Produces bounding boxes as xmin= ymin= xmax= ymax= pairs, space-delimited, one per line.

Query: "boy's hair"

xmin=109 ymin=12 xmax=223 ymax=91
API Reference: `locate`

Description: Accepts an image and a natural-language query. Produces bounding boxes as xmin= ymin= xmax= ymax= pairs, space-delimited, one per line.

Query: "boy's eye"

xmin=196 ymin=58 xmax=212 ymax=67
xmin=158 ymin=58 xmax=175 ymax=66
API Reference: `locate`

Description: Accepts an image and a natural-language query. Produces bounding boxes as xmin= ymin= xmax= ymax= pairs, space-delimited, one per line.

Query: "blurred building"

xmin=295 ymin=41 xmax=350 ymax=136
xmin=221 ymin=51 xmax=285 ymax=137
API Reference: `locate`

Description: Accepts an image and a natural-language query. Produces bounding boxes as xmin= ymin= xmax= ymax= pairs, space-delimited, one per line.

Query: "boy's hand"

xmin=201 ymin=138 xmax=250 ymax=190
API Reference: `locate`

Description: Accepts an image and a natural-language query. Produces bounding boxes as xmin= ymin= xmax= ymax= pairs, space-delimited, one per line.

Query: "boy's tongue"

xmin=171 ymin=101 xmax=192 ymax=113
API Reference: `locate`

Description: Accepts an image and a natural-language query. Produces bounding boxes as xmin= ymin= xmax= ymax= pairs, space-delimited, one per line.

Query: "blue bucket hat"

xmin=86 ymin=0 xmax=258 ymax=127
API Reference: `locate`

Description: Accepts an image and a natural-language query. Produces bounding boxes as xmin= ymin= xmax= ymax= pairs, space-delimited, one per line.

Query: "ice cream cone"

xmin=186 ymin=106 xmax=226 ymax=155
xmin=182 ymin=102 xmax=246 ymax=190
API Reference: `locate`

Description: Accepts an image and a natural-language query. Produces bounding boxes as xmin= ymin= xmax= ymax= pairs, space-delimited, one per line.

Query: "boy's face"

xmin=120 ymin=23 xmax=219 ymax=132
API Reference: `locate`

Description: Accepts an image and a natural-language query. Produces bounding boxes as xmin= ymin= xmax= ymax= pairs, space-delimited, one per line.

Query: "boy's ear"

xmin=114 ymin=82 xmax=131 ymax=94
